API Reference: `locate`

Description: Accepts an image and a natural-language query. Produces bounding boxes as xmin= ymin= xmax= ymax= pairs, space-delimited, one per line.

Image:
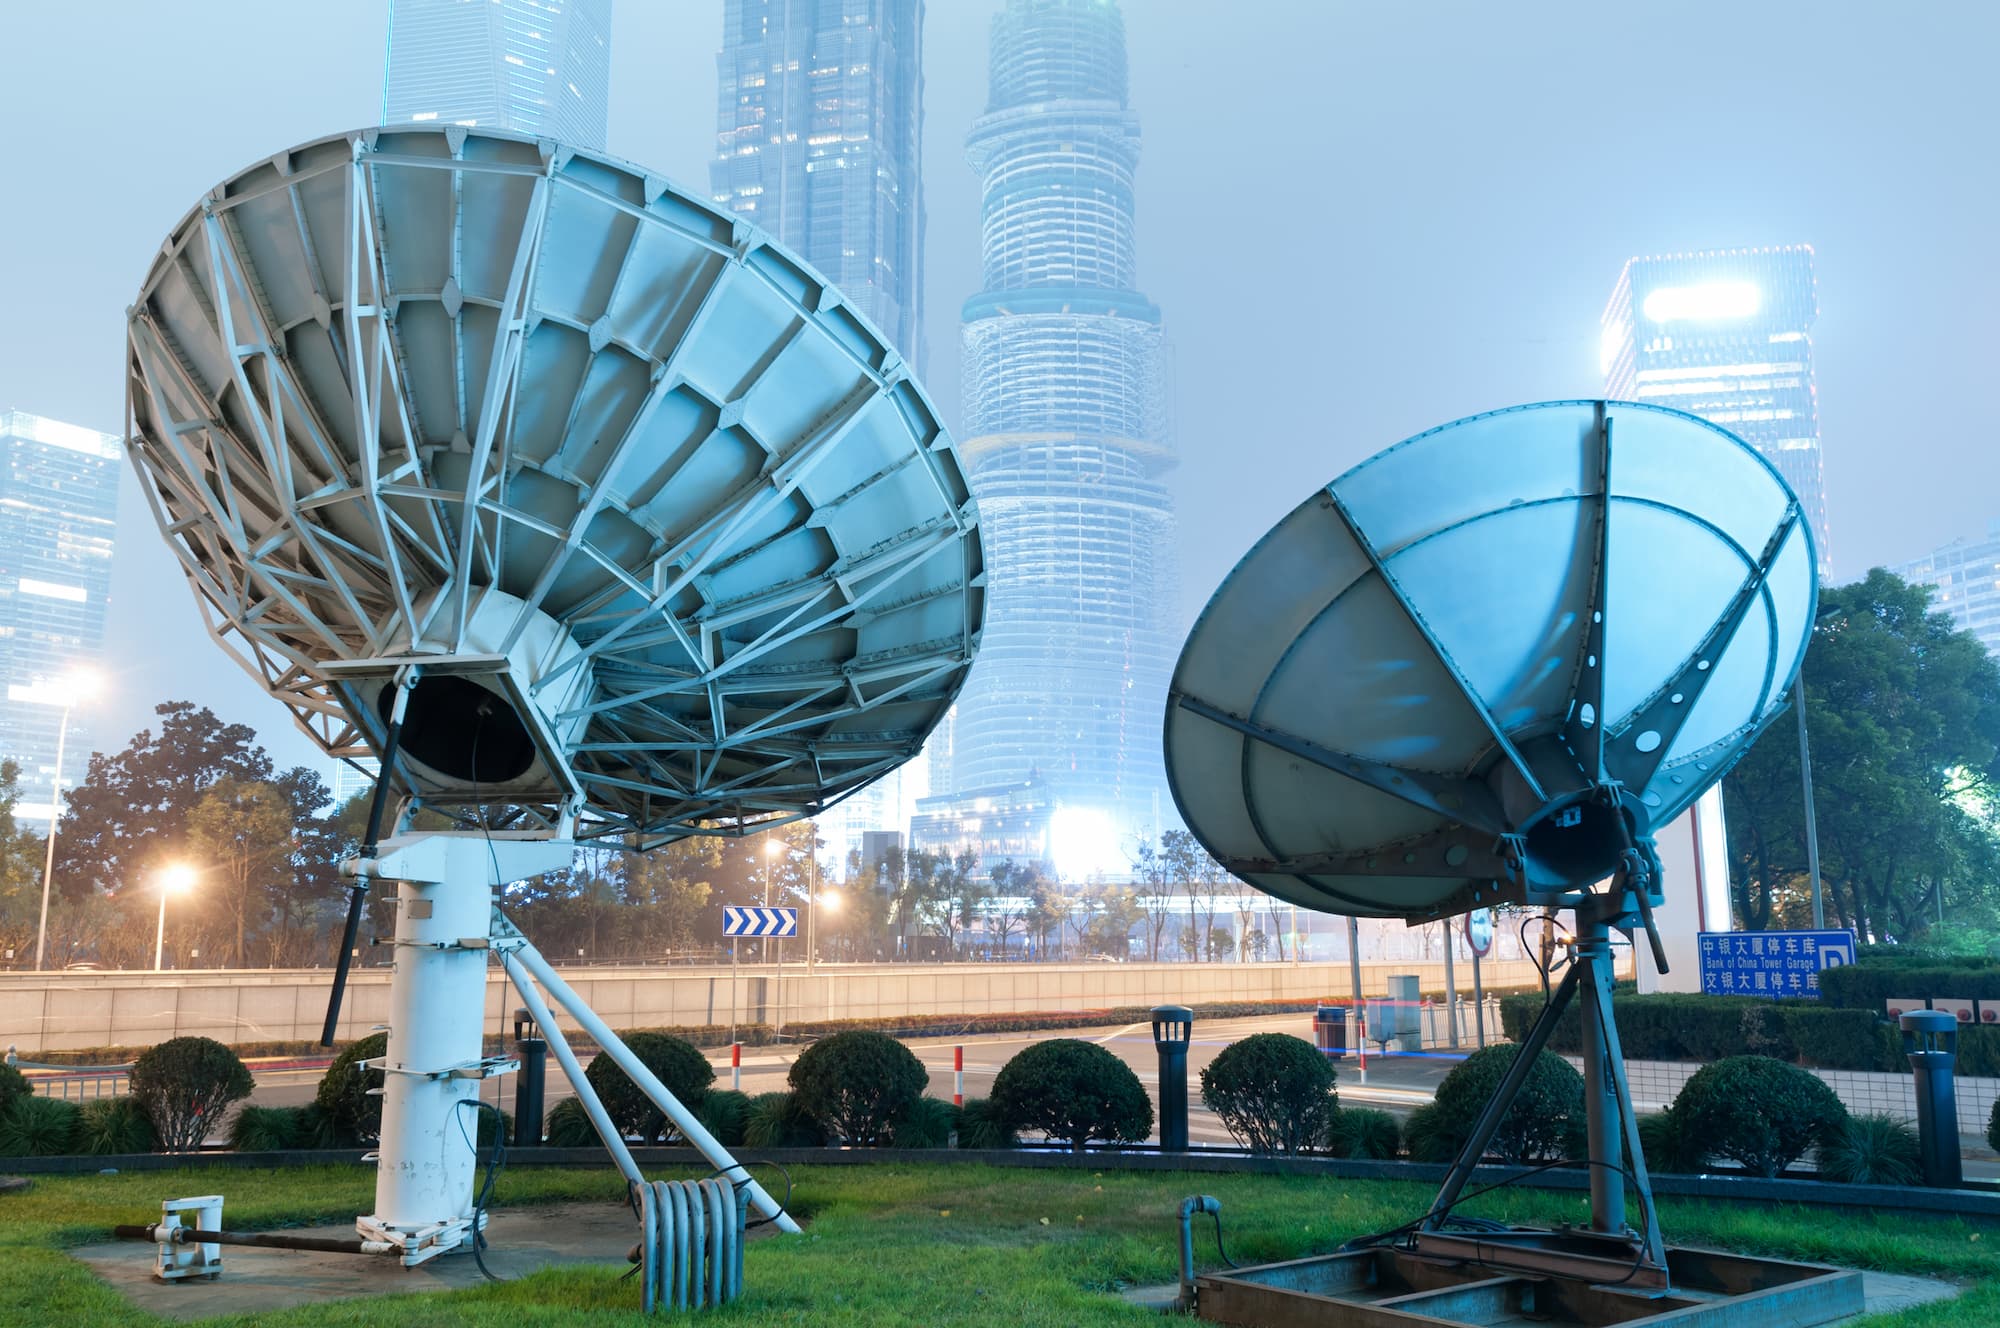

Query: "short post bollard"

xmin=731 ymin=1042 xmax=742 ymax=1091
xmin=1901 ymin=1010 xmax=1963 ymax=1188
xmin=953 ymin=1045 xmax=965 ymax=1106
xmin=513 ymin=1007 xmax=546 ymax=1148
xmin=1152 ymin=1005 xmax=1194 ymax=1153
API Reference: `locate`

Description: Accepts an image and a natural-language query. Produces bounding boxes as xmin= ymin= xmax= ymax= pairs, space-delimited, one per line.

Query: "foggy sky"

xmin=4 ymin=1 xmax=1995 ymax=776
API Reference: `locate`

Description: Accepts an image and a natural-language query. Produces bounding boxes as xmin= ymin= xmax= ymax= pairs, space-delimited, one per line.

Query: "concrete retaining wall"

xmin=0 ymin=958 xmax=1549 ymax=1053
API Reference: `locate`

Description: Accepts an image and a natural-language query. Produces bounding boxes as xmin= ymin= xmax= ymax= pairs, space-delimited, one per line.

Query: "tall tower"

xmin=711 ymin=0 xmax=925 ymax=369
xmin=0 ymin=411 xmax=120 ymax=823
xmin=382 ymin=0 xmax=612 ymax=150
xmin=953 ymin=0 xmax=1176 ymax=847
xmin=1602 ymin=247 xmax=1830 ymax=573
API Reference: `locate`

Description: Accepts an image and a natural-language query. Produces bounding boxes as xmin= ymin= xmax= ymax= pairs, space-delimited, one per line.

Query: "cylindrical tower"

xmin=955 ymin=0 xmax=1176 ymax=846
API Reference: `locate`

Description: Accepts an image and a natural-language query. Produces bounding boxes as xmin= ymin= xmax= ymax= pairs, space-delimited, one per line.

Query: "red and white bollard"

xmin=1356 ymin=998 xmax=1368 ymax=1085
xmin=731 ymin=1042 xmax=741 ymax=1092
xmin=953 ymin=1045 xmax=964 ymax=1106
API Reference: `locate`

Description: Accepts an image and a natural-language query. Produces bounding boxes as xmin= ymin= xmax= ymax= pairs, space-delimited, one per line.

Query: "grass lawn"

xmin=2 ymin=1162 xmax=1996 ymax=1327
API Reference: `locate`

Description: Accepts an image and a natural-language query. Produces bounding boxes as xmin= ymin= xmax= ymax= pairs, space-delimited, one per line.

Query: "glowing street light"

xmin=31 ymin=667 xmax=103 ymax=971
xmin=154 ymin=864 xmax=196 ymax=973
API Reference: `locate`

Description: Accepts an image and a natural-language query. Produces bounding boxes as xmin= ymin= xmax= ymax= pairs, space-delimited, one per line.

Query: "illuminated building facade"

xmin=0 ymin=411 xmax=120 ymax=823
xmin=1893 ymin=522 xmax=2000 ymax=656
xmin=1602 ymin=246 xmax=1830 ymax=573
xmin=711 ymin=0 xmax=925 ymax=368
xmin=909 ymin=776 xmax=1055 ymax=876
xmin=953 ymin=0 xmax=1176 ymax=849
xmin=382 ymin=0 xmax=611 ymax=149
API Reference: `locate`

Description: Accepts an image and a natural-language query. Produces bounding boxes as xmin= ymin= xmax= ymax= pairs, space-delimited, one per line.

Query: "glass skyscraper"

xmin=951 ymin=0 xmax=1176 ymax=850
xmin=1893 ymin=522 xmax=2000 ymax=656
xmin=1602 ymin=246 xmax=1830 ymax=573
xmin=0 ymin=411 xmax=120 ymax=823
xmin=382 ymin=0 xmax=612 ymax=150
xmin=711 ymin=0 xmax=925 ymax=369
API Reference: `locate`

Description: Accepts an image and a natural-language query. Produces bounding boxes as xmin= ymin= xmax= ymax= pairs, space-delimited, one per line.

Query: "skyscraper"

xmin=1893 ymin=522 xmax=2000 ymax=656
xmin=382 ymin=0 xmax=612 ymax=150
xmin=0 ymin=411 xmax=120 ymax=822
xmin=1602 ymin=247 xmax=1830 ymax=573
xmin=711 ymin=0 xmax=925 ymax=368
xmin=952 ymin=0 xmax=1176 ymax=849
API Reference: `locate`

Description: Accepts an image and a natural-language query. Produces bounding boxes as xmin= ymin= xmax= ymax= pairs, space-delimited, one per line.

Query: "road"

xmin=244 ymin=1012 xmax=1482 ymax=1147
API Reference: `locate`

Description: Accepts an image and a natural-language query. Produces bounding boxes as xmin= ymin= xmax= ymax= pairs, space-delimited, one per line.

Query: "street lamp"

xmin=32 ymin=667 xmax=102 ymax=971
xmin=762 ymin=839 xmax=784 ymax=963
xmin=811 ymin=885 xmax=842 ymax=973
xmin=154 ymin=864 xmax=195 ymax=973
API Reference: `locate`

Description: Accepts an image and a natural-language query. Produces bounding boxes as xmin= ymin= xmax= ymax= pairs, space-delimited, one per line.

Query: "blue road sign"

xmin=723 ymin=906 xmax=797 ymax=938
xmin=1696 ymin=929 xmax=1856 ymax=998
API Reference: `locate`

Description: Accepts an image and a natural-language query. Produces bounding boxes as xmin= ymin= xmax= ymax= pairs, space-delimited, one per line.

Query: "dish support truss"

xmin=349 ymin=830 xmax=799 ymax=1270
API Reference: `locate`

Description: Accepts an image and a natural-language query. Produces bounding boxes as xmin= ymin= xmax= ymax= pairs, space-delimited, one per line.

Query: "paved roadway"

xmin=244 ymin=1013 xmax=1475 ymax=1147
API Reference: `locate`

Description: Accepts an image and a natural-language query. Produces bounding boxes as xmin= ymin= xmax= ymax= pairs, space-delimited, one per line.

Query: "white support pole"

xmin=500 ymin=949 xmax=644 ymax=1186
xmin=506 ymin=936 xmax=801 ymax=1234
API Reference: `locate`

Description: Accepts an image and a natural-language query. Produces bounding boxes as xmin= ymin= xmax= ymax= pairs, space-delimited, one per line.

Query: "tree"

xmin=984 ymin=861 xmax=1033 ymax=957
xmin=1163 ymin=829 xmax=1227 ymax=961
xmin=186 ymin=778 xmax=295 ymax=967
xmin=1090 ymin=889 xmax=1145 ymax=958
xmin=937 ymin=850 xmax=986 ymax=957
xmin=1130 ymin=838 xmax=1174 ymax=961
xmin=1723 ymin=570 xmax=2000 ymax=941
xmin=0 ymin=761 xmax=47 ymax=961
xmin=618 ymin=838 xmax=721 ymax=953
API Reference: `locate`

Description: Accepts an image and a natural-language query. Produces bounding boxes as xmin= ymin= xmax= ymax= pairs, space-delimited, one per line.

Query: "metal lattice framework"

xmin=126 ymin=126 xmax=982 ymax=844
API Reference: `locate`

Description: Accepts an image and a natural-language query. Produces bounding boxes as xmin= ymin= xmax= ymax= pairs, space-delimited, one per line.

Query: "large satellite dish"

xmin=126 ymin=126 xmax=982 ymax=845
xmin=1165 ymin=399 xmax=1815 ymax=920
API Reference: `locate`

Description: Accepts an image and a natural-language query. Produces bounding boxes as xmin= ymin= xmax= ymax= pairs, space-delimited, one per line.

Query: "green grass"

xmin=1 ymin=1162 xmax=1996 ymax=1326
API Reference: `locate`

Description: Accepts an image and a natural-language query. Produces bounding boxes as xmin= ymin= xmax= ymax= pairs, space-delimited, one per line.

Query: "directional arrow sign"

xmin=723 ymin=906 xmax=798 ymax=938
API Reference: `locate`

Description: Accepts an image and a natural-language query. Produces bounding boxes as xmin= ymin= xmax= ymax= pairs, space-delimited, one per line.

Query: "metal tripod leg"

xmin=1577 ymin=924 xmax=1666 ymax=1268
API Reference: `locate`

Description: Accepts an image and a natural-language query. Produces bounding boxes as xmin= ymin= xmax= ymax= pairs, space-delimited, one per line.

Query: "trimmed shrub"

xmin=1990 ymin=1098 xmax=2000 ymax=1153
xmin=1428 ymin=1044 xmax=1583 ymax=1164
xmin=1323 ymin=1107 xmax=1400 ymax=1160
xmin=788 ymin=1030 xmax=928 ymax=1146
xmin=544 ymin=1097 xmax=599 ymax=1148
xmin=1817 ymin=1112 xmax=1921 ymax=1186
xmin=888 ymin=1096 xmax=959 ymax=1149
xmin=956 ymin=1097 xmax=1017 ymax=1150
xmin=697 ymin=1089 xmax=752 ymax=1147
xmin=229 ymin=1104 xmax=304 ymax=1152
xmin=129 ymin=1036 xmax=254 ymax=1152
xmin=584 ymin=1032 xmax=714 ymax=1143
xmin=742 ymin=1091 xmax=825 ymax=1148
xmin=1635 ymin=1111 xmax=1705 ymax=1175
xmin=315 ymin=1033 xmax=387 ymax=1146
xmin=0 ymin=1096 xmax=81 ymax=1156
xmin=1672 ymin=1055 xmax=1847 ymax=1177
xmin=990 ymin=1038 xmax=1152 ymax=1152
xmin=1778 ymin=1007 xmax=1902 ymax=1073
xmin=1199 ymin=1033 xmax=1338 ymax=1155
xmin=1819 ymin=962 xmax=2000 ymax=1010
xmin=1498 ymin=990 xmax=1906 ymax=1073
xmin=75 ymin=1096 xmax=157 ymax=1155
xmin=0 ymin=1062 xmax=31 ymax=1118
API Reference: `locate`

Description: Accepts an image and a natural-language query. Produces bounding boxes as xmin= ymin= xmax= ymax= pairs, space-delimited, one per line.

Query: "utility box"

xmin=1152 ymin=1005 xmax=1194 ymax=1152
xmin=1314 ymin=1006 xmax=1348 ymax=1059
xmin=1386 ymin=975 xmax=1422 ymax=1053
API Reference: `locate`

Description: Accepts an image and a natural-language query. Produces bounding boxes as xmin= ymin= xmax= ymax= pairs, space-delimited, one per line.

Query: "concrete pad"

xmin=70 ymin=1200 xmax=643 ymax=1320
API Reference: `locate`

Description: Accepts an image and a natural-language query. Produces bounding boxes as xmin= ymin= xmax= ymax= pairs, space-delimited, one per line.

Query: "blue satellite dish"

xmin=1164 ymin=400 xmax=1816 ymax=921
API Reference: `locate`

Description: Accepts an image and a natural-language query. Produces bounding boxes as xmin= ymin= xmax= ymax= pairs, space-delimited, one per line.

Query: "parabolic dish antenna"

xmin=1165 ymin=399 xmax=1816 ymax=921
xmin=126 ymin=126 xmax=982 ymax=844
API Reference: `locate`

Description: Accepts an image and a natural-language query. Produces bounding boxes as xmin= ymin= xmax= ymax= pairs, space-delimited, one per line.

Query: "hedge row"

xmin=1497 ymin=990 xmax=2000 ymax=1075
xmin=1818 ymin=963 xmax=2000 ymax=1009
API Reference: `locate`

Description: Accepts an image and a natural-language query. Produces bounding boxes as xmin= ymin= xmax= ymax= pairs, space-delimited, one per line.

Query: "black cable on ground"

xmin=453 ymin=1098 xmax=510 ymax=1283
xmin=1205 ymin=1208 xmax=1239 ymax=1270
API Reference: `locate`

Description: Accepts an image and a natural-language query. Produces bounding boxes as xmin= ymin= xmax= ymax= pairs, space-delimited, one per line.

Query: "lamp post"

xmin=32 ymin=668 xmax=101 ymax=971
xmin=762 ymin=839 xmax=783 ymax=964
xmin=1796 ymin=679 xmax=1824 ymax=929
xmin=811 ymin=884 xmax=841 ymax=974
xmin=154 ymin=864 xmax=195 ymax=973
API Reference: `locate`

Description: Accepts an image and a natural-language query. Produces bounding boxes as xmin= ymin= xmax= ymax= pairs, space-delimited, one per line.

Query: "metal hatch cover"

xmin=1164 ymin=399 xmax=1816 ymax=921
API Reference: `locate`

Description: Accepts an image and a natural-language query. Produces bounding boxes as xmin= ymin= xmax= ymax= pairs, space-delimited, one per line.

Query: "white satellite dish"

xmin=125 ymin=126 xmax=983 ymax=1279
xmin=1165 ymin=400 xmax=1816 ymax=1289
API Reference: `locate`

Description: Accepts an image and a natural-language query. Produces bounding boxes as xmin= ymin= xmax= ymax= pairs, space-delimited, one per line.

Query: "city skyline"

xmin=3 ymin=2 xmax=1996 ymax=790
xmin=0 ymin=411 xmax=121 ymax=823
xmin=381 ymin=0 xmax=612 ymax=148
xmin=947 ymin=0 xmax=1178 ymax=852
xmin=1894 ymin=521 xmax=2000 ymax=657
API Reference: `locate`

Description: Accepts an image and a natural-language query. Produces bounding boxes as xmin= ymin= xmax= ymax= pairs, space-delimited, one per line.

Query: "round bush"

xmin=1428 ymin=1044 xmax=1584 ymax=1164
xmin=1200 ymin=1033 xmax=1337 ymax=1155
xmin=1672 ymin=1055 xmax=1847 ymax=1178
xmin=1990 ymin=1098 xmax=2000 ymax=1154
xmin=1817 ymin=1112 xmax=1921 ymax=1186
xmin=0 ymin=1096 xmax=80 ymax=1156
xmin=697 ymin=1089 xmax=752 ymax=1147
xmin=1324 ymin=1107 xmax=1400 ymax=1160
xmin=315 ymin=1033 xmax=387 ymax=1146
xmin=544 ymin=1096 xmax=598 ymax=1148
xmin=990 ymin=1038 xmax=1152 ymax=1152
xmin=75 ymin=1096 xmax=157 ymax=1156
xmin=956 ymin=1096 xmax=1018 ymax=1150
xmin=788 ymin=1030 xmax=927 ymax=1146
xmin=0 ymin=1061 xmax=31 ymax=1118
xmin=584 ymin=1032 xmax=714 ymax=1143
xmin=742 ymin=1091 xmax=826 ymax=1148
xmin=129 ymin=1036 xmax=254 ymax=1152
